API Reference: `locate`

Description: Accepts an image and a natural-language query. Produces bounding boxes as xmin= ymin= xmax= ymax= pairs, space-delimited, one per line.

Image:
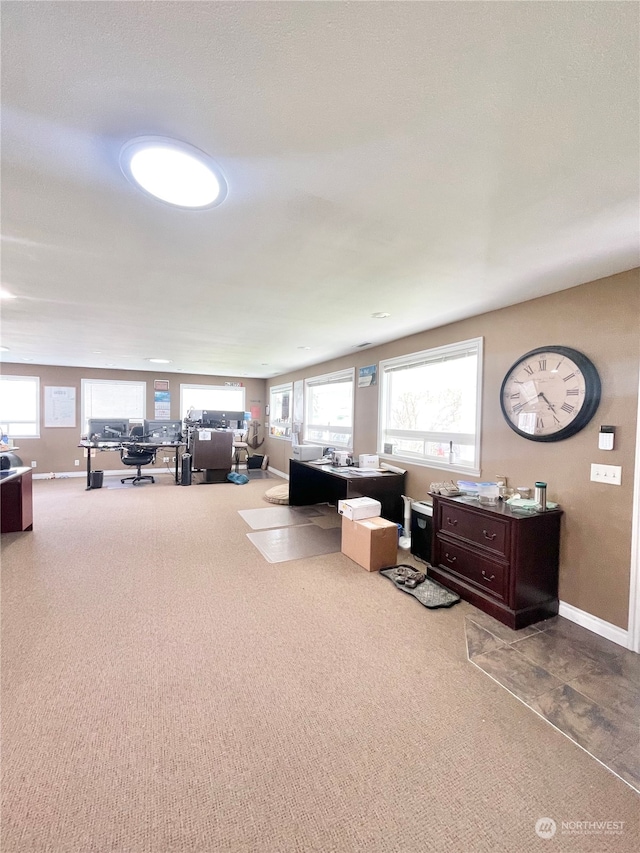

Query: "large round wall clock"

xmin=500 ymin=345 xmax=601 ymax=442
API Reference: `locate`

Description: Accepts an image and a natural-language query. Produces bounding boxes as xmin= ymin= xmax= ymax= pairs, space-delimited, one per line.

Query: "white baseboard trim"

xmin=267 ymin=466 xmax=288 ymax=480
xmin=33 ymin=468 xmax=176 ymax=480
xmin=558 ymin=600 xmax=629 ymax=649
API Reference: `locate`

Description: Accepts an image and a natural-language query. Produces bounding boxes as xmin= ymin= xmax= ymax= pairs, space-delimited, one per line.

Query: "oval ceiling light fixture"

xmin=0 ymin=346 xmax=9 ymax=352
xmin=0 ymin=288 xmax=17 ymax=299
xmin=147 ymin=358 xmax=172 ymax=364
xmin=120 ymin=137 xmax=227 ymax=209
xmin=371 ymin=312 xmax=390 ymax=319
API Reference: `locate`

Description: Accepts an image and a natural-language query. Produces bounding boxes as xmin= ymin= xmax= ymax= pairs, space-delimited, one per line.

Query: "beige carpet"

xmin=2 ymin=475 xmax=638 ymax=852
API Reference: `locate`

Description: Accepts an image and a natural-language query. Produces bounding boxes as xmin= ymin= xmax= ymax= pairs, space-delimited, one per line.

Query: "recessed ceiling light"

xmin=0 ymin=346 xmax=9 ymax=352
xmin=147 ymin=358 xmax=172 ymax=364
xmin=371 ymin=312 xmax=390 ymax=319
xmin=0 ymin=289 xmax=17 ymax=299
xmin=120 ymin=137 xmax=227 ymax=209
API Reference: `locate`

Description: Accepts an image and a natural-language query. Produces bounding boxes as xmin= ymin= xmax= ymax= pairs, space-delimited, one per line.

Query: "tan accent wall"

xmin=266 ymin=269 xmax=640 ymax=630
xmin=0 ymin=366 xmax=266 ymax=476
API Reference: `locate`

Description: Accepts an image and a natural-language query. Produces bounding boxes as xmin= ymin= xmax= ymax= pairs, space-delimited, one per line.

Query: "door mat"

xmin=380 ymin=567 xmax=461 ymax=609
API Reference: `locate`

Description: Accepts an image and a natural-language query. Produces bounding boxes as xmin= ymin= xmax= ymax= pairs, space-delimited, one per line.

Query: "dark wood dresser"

xmin=0 ymin=467 xmax=33 ymax=534
xmin=430 ymin=493 xmax=562 ymax=629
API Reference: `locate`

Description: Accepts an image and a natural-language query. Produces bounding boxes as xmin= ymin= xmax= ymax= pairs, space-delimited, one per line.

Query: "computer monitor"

xmin=201 ymin=410 xmax=246 ymax=429
xmin=88 ymin=418 xmax=129 ymax=442
xmin=144 ymin=419 xmax=183 ymax=442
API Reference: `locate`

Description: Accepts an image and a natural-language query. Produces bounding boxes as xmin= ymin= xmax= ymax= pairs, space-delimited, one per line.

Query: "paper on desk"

xmin=349 ymin=468 xmax=384 ymax=475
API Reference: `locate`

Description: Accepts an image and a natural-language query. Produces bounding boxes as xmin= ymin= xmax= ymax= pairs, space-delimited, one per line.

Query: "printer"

xmin=292 ymin=444 xmax=324 ymax=462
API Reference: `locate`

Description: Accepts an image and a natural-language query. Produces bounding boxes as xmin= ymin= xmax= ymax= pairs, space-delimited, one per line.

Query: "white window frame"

xmin=304 ymin=368 xmax=354 ymax=450
xmin=179 ymin=384 xmax=246 ymax=421
xmin=81 ymin=378 xmax=146 ymax=434
xmin=269 ymin=382 xmax=293 ymax=440
xmin=0 ymin=375 xmax=40 ymax=438
xmin=378 ymin=337 xmax=483 ymax=475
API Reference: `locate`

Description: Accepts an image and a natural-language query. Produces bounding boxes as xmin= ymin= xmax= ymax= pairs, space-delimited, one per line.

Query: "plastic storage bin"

xmin=478 ymin=482 xmax=499 ymax=504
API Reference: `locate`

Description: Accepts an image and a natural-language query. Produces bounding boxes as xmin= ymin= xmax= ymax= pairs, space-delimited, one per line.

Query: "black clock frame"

xmin=500 ymin=345 xmax=601 ymax=442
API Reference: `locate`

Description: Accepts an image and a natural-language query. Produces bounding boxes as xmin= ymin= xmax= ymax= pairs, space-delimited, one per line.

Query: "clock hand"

xmin=538 ymin=392 xmax=557 ymax=413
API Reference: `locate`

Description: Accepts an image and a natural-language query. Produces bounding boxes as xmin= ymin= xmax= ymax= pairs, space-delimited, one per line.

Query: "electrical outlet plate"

xmin=590 ymin=463 xmax=622 ymax=485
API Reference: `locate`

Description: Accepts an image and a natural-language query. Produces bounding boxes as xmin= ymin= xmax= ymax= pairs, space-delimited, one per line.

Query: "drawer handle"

xmin=445 ymin=552 xmax=457 ymax=563
xmin=447 ymin=517 xmax=458 ymax=527
xmin=481 ymin=570 xmax=496 ymax=582
xmin=483 ymin=530 xmax=497 ymax=541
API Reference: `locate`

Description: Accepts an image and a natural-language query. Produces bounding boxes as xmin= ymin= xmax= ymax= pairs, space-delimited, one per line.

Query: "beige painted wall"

xmin=265 ymin=269 xmax=640 ymax=630
xmin=0 ymin=366 xmax=266 ymax=476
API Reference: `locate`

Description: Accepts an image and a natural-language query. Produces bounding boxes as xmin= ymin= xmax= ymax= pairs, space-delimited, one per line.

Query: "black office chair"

xmin=120 ymin=426 xmax=156 ymax=485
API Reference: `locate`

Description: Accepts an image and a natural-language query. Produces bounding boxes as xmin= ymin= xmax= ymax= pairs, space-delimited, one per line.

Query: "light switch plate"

xmin=590 ymin=463 xmax=622 ymax=485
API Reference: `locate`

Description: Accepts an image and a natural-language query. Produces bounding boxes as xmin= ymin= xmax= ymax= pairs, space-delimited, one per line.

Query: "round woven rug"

xmin=264 ymin=484 xmax=289 ymax=505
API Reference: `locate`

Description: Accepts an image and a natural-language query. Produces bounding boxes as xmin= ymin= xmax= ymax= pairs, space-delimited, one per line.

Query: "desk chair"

xmin=120 ymin=426 xmax=156 ymax=485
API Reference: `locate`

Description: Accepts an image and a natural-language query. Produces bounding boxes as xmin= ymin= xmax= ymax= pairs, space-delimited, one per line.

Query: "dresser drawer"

xmin=434 ymin=536 xmax=507 ymax=601
xmin=437 ymin=503 xmax=509 ymax=558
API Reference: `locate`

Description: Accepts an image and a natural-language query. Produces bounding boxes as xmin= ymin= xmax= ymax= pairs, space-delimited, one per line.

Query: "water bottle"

xmin=534 ymin=482 xmax=547 ymax=512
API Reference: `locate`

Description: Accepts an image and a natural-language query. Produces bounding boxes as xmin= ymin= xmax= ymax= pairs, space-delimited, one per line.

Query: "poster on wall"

xmin=154 ymin=390 xmax=171 ymax=419
xmin=154 ymin=379 xmax=169 ymax=392
xmin=358 ymin=365 xmax=377 ymax=387
xmin=44 ymin=386 xmax=76 ymax=427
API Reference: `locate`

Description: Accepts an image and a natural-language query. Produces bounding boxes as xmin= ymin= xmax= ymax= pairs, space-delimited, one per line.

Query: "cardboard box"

xmin=341 ymin=516 xmax=399 ymax=572
xmin=358 ymin=454 xmax=380 ymax=469
xmin=337 ymin=497 xmax=381 ymax=520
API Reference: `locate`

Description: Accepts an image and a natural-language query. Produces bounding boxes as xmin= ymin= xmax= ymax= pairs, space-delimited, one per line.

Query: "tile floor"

xmin=464 ymin=610 xmax=640 ymax=793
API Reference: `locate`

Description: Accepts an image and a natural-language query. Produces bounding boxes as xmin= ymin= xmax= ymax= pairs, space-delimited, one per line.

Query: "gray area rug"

xmin=380 ymin=567 xmax=461 ymax=609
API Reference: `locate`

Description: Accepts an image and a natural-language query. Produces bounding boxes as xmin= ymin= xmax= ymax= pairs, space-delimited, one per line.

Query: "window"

xmin=304 ymin=369 xmax=354 ymax=449
xmin=269 ymin=383 xmax=292 ymax=439
xmin=0 ymin=375 xmax=40 ymax=438
xmin=379 ymin=338 xmax=483 ymax=474
xmin=81 ymin=378 xmax=146 ymax=434
xmin=180 ymin=384 xmax=246 ymax=420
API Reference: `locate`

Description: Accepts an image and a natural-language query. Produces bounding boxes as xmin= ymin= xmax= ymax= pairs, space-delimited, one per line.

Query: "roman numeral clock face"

xmin=500 ymin=346 xmax=601 ymax=442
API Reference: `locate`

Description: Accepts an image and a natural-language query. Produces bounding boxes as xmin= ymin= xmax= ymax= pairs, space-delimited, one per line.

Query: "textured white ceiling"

xmin=1 ymin=1 xmax=638 ymax=377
